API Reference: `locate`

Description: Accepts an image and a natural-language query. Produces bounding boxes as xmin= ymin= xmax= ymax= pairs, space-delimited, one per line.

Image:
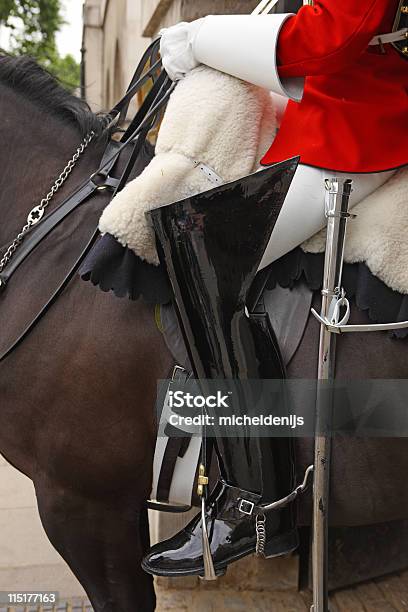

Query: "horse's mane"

xmin=0 ymin=54 xmax=109 ymax=139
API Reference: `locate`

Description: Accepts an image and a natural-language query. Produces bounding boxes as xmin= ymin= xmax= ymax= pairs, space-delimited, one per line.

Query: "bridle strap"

xmin=110 ymin=38 xmax=162 ymax=127
xmin=0 ymin=129 xmax=159 ymax=364
xmin=121 ymin=69 xmax=169 ymax=143
xmin=0 ymin=44 xmax=174 ymax=362
xmin=0 ymin=152 xmax=119 ymax=287
xmin=93 ymin=78 xmax=175 ymax=178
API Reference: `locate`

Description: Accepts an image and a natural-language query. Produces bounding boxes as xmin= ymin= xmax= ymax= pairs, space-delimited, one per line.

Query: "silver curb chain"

xmin=0 ymin=132 xmax=94 ymax=277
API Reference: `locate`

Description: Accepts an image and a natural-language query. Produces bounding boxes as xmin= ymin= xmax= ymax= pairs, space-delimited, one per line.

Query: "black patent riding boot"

xmin=143 ymin=159 xmax=304 ymax=578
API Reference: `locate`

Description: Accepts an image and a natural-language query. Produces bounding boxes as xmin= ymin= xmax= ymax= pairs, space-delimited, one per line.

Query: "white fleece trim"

xmin=99 ymin=152 xmax=216 ymax=265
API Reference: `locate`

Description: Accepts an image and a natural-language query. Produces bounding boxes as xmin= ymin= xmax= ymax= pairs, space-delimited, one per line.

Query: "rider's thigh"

xmin=258 ymin=164 xmax=396 ymax=270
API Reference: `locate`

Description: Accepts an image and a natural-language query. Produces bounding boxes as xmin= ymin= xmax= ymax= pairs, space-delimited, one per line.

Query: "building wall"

xmin=82 ymin=0 xmax=273 ymax=111
xmin=82 ymin=1 xmax=104 ymax=110
xmin=141 ymin=0 xmax=260 ymax=37
xmin=83 ymin=0 xmax=149 ymax=112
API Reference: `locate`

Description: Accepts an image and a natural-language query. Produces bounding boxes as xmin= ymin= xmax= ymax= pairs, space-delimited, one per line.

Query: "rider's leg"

xmin=259 ymin=165 xmax=396 ymax=269
xmin=142 ymin=160 xmax=299 ymax=578
xmin=142 ymin=161 xmax=395 ymax=578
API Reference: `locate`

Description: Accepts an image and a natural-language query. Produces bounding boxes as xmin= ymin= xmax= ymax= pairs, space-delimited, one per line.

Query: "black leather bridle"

xmin=0 ymin=39 xmax=174 ymax=363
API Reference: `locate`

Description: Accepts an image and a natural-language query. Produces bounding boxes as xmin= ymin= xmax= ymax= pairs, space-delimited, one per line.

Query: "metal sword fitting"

xmin=311 ymin=177 xmax=353 ymax=612
xmin=311 ymin=176 xmax=408 ymax=612
xmin=311 ymin=179 xmax=408 ymax=335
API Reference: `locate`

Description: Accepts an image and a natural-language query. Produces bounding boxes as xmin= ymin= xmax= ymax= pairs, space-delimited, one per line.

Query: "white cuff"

xmin=193 ymin=14 xmax=304 ymax=101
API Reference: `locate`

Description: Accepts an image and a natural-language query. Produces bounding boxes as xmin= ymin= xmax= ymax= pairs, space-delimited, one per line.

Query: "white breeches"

xmin=258 ymin=164 xmax=396 ymax=271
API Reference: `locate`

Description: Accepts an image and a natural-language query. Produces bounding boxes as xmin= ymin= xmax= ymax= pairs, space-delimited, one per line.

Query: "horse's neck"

xmin=0 ymin=89 xmax=104 ymax=246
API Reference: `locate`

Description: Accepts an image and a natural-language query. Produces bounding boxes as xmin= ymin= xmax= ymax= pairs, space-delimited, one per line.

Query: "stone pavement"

xmin=150 ymin=495 xmax=408 ymax=611
xmin=155 ymin=556 xmax=408 ymax=611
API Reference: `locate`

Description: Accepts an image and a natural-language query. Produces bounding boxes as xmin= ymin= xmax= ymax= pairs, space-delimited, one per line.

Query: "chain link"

xmin=255 ymin=513 xmax=266 ymax=556
xmin=0 ymin=132 xmax=94 ymax=277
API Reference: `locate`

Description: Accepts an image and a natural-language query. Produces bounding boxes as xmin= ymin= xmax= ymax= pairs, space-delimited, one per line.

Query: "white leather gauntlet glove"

xmin=159 ymin=19 xmax=205 ymax=81
xmin=159 ymin=14 xmax=304 ymax=101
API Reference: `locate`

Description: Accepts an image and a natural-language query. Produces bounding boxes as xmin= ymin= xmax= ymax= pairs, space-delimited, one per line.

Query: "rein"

xmin=0 ymin=38 xmax=173 ymax=363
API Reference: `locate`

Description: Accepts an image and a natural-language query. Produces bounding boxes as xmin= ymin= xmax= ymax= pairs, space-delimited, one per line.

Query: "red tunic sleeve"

xmin=277 ymin=0 xmax=392 ymax=78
